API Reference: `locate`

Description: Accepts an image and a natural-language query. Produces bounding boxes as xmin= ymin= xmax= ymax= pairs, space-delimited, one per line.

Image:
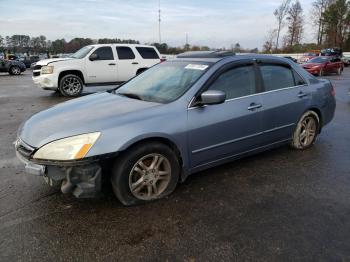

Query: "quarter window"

xmin=208 ymin=65 xmax=256 ymax=99
xmin=116 ymin=47 xmax=135 ymax=60
xmin=136 ymin=47 xmax=160 ymax=59
xmin=91 ymin=47 xmax=114 ymax=60
xmin=260 ymin=65 xmax=295 ymax=91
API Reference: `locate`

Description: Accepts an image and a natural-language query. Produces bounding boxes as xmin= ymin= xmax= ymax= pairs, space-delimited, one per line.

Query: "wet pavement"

xmin=0 ymin=69 xmax=349 ymax=261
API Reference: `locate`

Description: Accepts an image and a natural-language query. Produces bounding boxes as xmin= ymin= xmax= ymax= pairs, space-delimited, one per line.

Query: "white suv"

xmin=32 ymin=44 xmax=162 ymax=96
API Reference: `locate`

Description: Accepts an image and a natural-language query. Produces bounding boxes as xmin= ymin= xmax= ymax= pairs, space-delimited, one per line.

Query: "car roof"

xmin=173 ymin=53 xmax=293 ymax=64
xmin=90 ymin=44 xmax=157 ymax=48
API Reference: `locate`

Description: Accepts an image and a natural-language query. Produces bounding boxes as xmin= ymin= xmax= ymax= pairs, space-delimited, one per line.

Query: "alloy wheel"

xmin=298 ymin=116 xmax=317 ymax=147
xmin=61 ymin=76 xmax=82 ymax=96
xmin=11 ymin=67 xmax=21 ymax=75
xmin=129 ymin=153 xmax=171 ymax=200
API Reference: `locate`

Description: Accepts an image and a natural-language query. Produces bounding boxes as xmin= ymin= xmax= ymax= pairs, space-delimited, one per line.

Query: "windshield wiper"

xmin=117 ymin=92 xmax=143 ymax=101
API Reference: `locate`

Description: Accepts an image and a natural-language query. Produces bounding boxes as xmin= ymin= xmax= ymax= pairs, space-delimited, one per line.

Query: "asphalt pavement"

xmin=0 ymin=69 xmax=349 ymax=262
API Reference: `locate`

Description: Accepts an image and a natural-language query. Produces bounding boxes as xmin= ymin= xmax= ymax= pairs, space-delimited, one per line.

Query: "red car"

xmin=301 ymin=56 xmax=344 ymax=76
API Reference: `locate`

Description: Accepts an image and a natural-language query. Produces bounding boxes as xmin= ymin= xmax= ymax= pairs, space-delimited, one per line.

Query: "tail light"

xmin=160 ymin=58 xmax=166 ymax=63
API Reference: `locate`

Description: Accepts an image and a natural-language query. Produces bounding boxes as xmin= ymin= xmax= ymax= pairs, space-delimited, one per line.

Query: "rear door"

xmin=257 ymin=62 xmax=309 ymax=144
xmin=188 ymin=62 xmax=264 ymax=168
xmin=85 ymin=46 xmax=118 ymax=84
xmin=115 ymin=46 xmax=139 ymax=82
xmin=135 ymin=47 xmax=160 ymax=68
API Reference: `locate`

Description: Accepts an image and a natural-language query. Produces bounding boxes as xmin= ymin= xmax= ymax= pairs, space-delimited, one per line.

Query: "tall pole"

xmin=158 ymin=0 xmax=161 ymax=44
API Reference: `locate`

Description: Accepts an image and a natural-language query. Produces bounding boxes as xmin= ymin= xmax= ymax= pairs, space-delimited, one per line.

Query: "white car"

xmin=32 ymin=44 xmax=162 ymax=96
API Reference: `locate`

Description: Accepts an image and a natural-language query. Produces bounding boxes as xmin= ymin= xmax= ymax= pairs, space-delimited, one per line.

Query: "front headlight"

xmin=41 ymin=66 xmax=54 ymax=74
xmin=33 ymin=132 xmax=101 ymax=161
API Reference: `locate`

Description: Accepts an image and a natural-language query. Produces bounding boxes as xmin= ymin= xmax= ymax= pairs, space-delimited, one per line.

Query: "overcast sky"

xmin=0 ymin=0 xmax=315 ymax=49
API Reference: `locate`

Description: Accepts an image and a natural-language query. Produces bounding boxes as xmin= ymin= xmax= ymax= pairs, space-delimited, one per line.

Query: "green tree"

xmin=323 ymin=0 xmax=350 ymax=47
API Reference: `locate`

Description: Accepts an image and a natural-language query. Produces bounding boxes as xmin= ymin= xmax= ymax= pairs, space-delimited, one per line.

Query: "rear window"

xmin=116 ymin=47 xmax=135 ymax=60
xmin=136 ymin=47 xmax=160 ymax=59
xmin=260 ymin=65 xmax=295 ymax=91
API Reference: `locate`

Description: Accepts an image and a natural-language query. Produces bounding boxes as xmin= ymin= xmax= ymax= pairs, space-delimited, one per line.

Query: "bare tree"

xmin=286 ymin=0 xmax=304 ymax=46
xmin=274 ymin=0 xmax=292 ymax=50
xmin=263 ymin=29 xmax=277 ymax=53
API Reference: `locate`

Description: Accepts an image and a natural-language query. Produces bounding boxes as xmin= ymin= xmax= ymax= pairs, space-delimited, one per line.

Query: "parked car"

xmin=32 ymin=44 xmax=162 ymax=97
xmin=15 ymin=52 xmax=336 ymax=206
xmin=19 ymin=56 xmax=40 ymax=68
xmin=301 ymin=56 xmax=344 ymax=76
xmin=342 ymin=56 xmax=350 ymax=67
xmin=0 ymin=58 xmax=26 ymax=75
xmin=298 ymin=50 xmax=320 ymax=63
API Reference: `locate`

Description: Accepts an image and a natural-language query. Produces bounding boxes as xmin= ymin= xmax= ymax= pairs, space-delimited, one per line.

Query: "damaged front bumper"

xmin=15 ymin=139 xmax=104 ymax=198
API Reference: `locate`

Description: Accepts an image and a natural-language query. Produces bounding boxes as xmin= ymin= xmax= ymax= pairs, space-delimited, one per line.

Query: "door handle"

xmin=247 ymin=103 xmax=262 ymax=111
xmin=132 ymin=62 xmax=139 ymax=65
xmin=108 ymin=63 xmax=116 ymax=66
xmin=298 ymin=91 xmax=309 ymax=98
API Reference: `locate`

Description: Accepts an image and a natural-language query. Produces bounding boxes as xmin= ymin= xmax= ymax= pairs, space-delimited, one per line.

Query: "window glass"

xmin=116 ymin=47 xmax=135 ymax=60
xmin=293 ymin=71 xmax=306 ymax=86
xmin=115 ymin=61 xmax=210 ymax=103
xmin=260 ymin=65 xmax=295 ymax=91
xmin=208 ymin=65 xmax=256 ymax=99
xmin=91 ymin=47 xmax=114 ymax=60
xmin=136 ymin=47 xmax=160 ymax=59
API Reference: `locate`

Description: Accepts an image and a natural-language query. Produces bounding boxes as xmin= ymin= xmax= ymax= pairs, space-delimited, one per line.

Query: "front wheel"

xmin=111 ymin=142 xmax=180 ymax=206
xmin=59 ymin=74 xmax=83 ymax=97
xmin=9 ymin=66 xmax=21 ymax=75
xmin=291 ymin=111 xmax=320 ymax=150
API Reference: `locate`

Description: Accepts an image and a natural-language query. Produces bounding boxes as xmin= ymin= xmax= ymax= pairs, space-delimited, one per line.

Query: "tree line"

xmin=263 ymin=0 xmax=350 ymax=53
xmin=0 ymin=35 xmax=216 ymax=56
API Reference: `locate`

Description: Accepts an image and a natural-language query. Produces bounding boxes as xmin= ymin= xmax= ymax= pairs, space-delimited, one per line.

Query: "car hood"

xmin=302 ymin=63 xmax=322 ymax=68
xmin=19 ymin=92 xmax=161 ymax=148
xmin=37 ymin=57 xmax=73 ymax=66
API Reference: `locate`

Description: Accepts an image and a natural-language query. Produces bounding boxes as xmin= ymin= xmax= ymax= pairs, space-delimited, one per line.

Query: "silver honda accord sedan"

xmin=15 ymin=51 xmax=336 ymax=206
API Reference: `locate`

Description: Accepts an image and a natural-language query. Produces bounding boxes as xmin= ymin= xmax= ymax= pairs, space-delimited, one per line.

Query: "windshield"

xmin=115 ymin=61 xmax=211 ymax=103
xmin=308 ymin=57 xmax=330 ymax=63
xmin=70 ymin=46 xmax=94 ymax=59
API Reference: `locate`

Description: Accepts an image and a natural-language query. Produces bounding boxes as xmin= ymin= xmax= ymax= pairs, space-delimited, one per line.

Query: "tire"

xmin=59 ymin=74 xmax=83 ymax=97
xmin=319 ymin=68 xmax=324 ymax=77
xmin=336 ymin=67 xmax=342 ymax=75
xmin=111 ymin=142 xmax=180 ymax=206
xmin=9 ymin=66 xmax=21 ymax=75
xmin=290 ymin=111 xmax=320 ymax=150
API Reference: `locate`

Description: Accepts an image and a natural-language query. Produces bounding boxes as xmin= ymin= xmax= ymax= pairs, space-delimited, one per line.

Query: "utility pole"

xmin=186 ymin=33 xmax=189 ymax=50
xmin=158 ymin=0 xmax=161 ymax=44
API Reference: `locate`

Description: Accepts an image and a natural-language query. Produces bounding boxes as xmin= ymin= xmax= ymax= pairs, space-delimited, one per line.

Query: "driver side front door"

xmin=188 ymin=62 xmax=264 ymax=169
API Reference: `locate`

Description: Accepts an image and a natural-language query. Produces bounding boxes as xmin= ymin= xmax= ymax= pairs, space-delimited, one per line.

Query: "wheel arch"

xmin=136 ymin=68 xmax=148 ymax=75
xmin=58 ymin=70 xmax=85 ymax=85
xmin=119 ymin=136 xmax=184 ymax=168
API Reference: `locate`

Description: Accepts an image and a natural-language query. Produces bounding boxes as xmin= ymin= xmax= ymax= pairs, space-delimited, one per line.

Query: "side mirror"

xmin=89 ymin=53 xmax=99 ymax=61
xmin=199 ymin=90 xmax=226 ymax=106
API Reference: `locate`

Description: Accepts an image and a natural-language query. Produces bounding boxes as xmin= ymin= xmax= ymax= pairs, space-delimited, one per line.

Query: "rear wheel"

xmin=318 ymin=68 xmax=324 ymax=77
xmin=336 ymin=67 xmax=342 ymax=75
xmin=291 ymin=111 xmax=320 ymax=150
xmin=111 ymin=142 xmax=180 ymax=206
xmin=59 ymin=74 xmax=83 ymax=97
xmin=9 ymin=66 xmax=21 ymax=75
